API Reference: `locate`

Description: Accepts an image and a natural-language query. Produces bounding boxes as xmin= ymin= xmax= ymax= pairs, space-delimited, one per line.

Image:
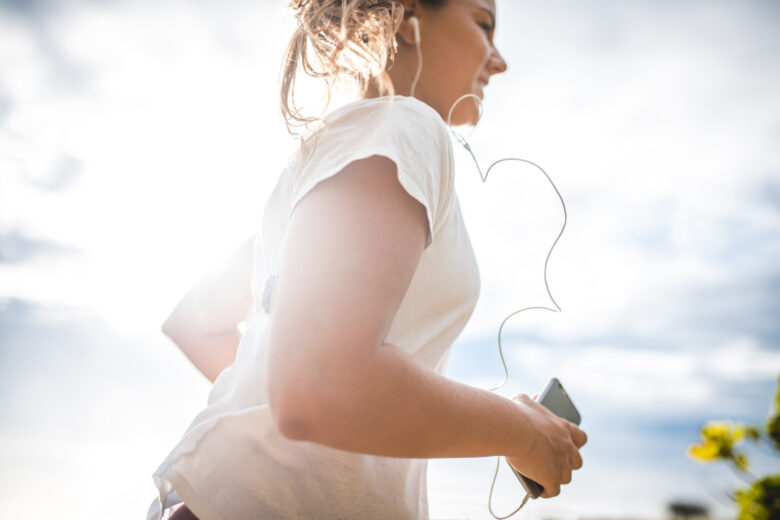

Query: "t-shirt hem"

xmin=157 ymin=466 xmax=225 ymax=520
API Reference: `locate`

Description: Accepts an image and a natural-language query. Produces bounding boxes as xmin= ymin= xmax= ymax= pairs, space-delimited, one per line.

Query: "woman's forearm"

xmin=282 ymin=341 xmax=534 ymax=461
xmin=161 ymin=237 xmax=253 ymax=382
xmin=164 ymin=328 xmax=241 ymax=383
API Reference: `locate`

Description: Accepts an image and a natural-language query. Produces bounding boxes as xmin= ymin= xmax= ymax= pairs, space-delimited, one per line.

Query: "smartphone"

xmin=509 ymin=377 xmax=581 ymax=499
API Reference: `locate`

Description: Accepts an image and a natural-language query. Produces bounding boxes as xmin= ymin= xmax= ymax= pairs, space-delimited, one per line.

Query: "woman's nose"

xmin=490 ymin=48 xmax=508 ymax=76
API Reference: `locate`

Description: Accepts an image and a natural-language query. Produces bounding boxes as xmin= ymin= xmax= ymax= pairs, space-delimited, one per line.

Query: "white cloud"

xmin=0 ymin=0 xmax=300 ymax=332
xmin=469 ymin=338 xmax=780 ymax=420
xmin=450 ymin=0 xmax=780 ymax=357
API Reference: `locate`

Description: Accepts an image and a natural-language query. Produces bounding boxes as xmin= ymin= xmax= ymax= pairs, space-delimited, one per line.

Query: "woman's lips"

xmin=477 ymin=78 xmax=488 ymax=97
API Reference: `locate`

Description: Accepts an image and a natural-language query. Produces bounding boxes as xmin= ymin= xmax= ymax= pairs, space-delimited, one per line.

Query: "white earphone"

xmin=409 ymin=16 xmax=422 ymax=97
xmin=409 ymin=15 xmax=421 ymax=44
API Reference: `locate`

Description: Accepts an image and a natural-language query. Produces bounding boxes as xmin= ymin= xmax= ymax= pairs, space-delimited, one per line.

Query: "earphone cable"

xmin=407 ymin=30 xmax=568 ymax=519
xmin=447 ymin=95 xmax=568 ymax=519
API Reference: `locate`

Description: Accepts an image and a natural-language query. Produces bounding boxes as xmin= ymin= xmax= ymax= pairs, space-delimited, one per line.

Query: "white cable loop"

xmin=445 ymin=89 xmax=568 ymax=520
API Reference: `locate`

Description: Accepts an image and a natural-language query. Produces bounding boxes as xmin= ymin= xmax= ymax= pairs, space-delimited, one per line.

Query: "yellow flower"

xmin=687 ymin=420 xmax=751 ymax=471
xmin=688 ymin=441 xmax=720 ymax=462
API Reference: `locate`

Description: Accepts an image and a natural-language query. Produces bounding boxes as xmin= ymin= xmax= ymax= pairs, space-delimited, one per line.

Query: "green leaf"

xmin=775 ymin=374 xmax=780 ymax=412
xmin=734 ymin=453 xmax=750 ymax=472
xmin=768 ymin=412 xmax=780 ymax=452
xmin=745 ymin=425 xmax=761 ymax=442
xmin=736 ymin=474 xmax=780 ymax=519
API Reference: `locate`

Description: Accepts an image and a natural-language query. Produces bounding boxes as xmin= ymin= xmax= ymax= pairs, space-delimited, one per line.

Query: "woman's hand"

xmin=504 ymin=392 xmax=587 ymax=499
xmin=162 ymin=237 xmax=254 ymax=383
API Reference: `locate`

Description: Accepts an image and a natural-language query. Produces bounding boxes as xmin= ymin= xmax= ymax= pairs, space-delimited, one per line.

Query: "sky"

xmin=1 ymin=0 xmax=779 ymax=519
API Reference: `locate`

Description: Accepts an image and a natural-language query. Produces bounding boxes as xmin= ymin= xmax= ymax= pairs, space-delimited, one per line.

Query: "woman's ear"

xmin=394 ymin=0 xmax=420 ymax=46
xmin=396 ymin=17 xmax=418 ymax=46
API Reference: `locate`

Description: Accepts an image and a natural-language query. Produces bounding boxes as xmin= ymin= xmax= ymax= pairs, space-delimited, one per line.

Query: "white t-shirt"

xmin=147 ymin=95 xmax=481 ymax=520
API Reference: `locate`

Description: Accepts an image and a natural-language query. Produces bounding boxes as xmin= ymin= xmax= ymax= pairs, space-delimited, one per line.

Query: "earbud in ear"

xmin=409 ymin=16 xmax=421 ymax=45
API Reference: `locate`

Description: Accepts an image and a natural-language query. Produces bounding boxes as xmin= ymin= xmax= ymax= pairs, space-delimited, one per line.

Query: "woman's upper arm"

xmin=266 ymin=154 xmax=429 ymax=431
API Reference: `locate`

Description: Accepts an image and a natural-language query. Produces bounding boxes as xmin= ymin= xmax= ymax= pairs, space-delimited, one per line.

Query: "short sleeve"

xmin=288 ymin=97 xmax=454 ymax=249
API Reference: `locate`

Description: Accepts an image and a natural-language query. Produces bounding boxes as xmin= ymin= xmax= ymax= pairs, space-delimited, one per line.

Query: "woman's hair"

xmin=281 ymin=0 xmax=447 ymax=138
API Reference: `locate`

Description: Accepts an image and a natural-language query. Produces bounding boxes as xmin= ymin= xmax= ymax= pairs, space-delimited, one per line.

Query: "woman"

xmin=150 ymin=1 xmax=587 ymax=519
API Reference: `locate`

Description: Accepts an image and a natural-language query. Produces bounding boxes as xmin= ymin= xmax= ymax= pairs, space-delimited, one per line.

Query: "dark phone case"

xmin=510 ymin=377 xmax=581 ymax=498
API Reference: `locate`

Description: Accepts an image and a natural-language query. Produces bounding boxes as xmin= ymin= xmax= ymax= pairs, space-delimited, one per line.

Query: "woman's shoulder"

xmin=291 ymin=94 xmax=454 ymax=191
xmin=322 ymin=95 xmax=447 ymax=133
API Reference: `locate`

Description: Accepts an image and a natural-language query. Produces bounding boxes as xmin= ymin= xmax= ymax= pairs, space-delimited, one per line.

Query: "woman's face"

xmin=407 ymin=0 xmax=508 ymax=125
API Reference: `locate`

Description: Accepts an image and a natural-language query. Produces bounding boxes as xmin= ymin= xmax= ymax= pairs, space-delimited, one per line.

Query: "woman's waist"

xmin=159 ymin=410 xmax=428 ymax=518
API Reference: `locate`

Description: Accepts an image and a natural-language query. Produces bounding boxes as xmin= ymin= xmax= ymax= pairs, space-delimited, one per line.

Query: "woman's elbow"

xmin=161 ymin=315 xmax=182 ymax=340
xmin=266 ymin=335 xmax=371 ymax=443
xmin=275 ymin=410 xmax=314 ymax=441
xmin=267 ymin=369 xmax=321 ymax=441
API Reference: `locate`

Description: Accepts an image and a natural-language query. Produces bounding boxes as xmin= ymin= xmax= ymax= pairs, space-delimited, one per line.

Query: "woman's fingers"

xmin=571 ymin=425 xmax=588 ymax=448
xmin=510 ymin=390 xmax=587 ymax=501
xmin=541 ymin=483 xmax=561 ymax=498
xmin=571 ymin=448 xmax=583 ymax=470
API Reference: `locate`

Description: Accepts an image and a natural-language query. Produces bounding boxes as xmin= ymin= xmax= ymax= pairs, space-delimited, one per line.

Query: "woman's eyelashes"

xmin=476 ymin=17 xmax=495 ymax=39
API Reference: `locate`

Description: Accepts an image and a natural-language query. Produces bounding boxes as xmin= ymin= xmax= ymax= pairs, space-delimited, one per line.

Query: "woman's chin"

xmin=451 ymin=107 xmax=481 ymax=127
